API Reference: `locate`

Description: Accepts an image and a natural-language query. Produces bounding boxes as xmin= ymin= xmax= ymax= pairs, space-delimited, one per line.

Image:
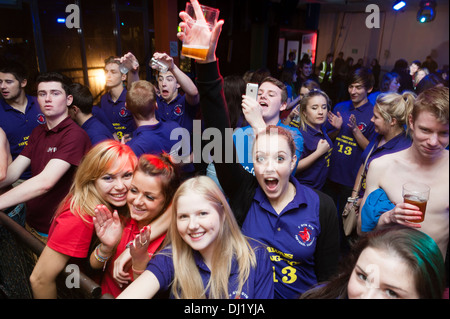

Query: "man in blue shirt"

xmin=234 ymin=76 xmax=303 ymax=175
xmin=323 ymin=68 xmax=376 ymax=245
xmin=0 ymin=60 xmax=44 ymax=180
xmin=125 ymin=80 xmax=182 ymax=159
xmin=152 ymin=52 xmax=200 ymax=135
xmin=68 ymin=83 xmax=113 ymax=145
xmin=92 ymin=53 xmax=140 ymax=141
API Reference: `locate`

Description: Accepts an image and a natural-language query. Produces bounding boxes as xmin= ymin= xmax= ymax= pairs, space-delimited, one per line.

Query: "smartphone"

xmin=246 ymin=83 xmax=258 ymax=100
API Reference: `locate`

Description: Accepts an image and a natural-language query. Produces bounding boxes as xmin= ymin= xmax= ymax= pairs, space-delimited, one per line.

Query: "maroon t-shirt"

xmin=21 ymin=117 xmax=91 ymax=234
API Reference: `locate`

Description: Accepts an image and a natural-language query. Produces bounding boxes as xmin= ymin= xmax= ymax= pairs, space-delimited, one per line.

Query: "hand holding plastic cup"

xmin=150 ymin=58 xmax=169 ymax=73
xmin=181 ymin=1 xmax=220 ymax=60
xmin=402 ymin=182 xmax=430 ymax=223
xmin=118 ymin=53 xmax=139 ymax=74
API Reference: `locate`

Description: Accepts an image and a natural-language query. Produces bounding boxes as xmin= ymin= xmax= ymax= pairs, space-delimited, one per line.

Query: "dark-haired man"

xmin=0 ymin=60 xmax=43 ymax=180
xmin=0 ymin=73 xmax=91 ymax=240
xmin=323 ymin=67 xmax=377 ymax=242
xmin=68 ymin=82 xmax=113 ymax=145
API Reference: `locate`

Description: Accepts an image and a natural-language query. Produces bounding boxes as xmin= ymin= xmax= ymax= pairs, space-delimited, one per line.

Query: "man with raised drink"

xmin=152 ymin=52 xmax=200 ymax=136
xmin=359 ymin=86 xmax=449 ymax=260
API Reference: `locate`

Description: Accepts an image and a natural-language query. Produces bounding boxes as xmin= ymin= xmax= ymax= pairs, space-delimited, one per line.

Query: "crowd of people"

xmin=0 ymin=0 xmax=448 ymax=300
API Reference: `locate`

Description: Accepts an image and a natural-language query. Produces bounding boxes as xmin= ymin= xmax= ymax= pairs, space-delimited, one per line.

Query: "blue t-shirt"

xmin=0 ymin=95 xmax=44 ymax=179
xmin=233 ymin=121 xmax=304 ymax=176
xmin=81 ymin=116 xmax=113 ymax=146
xmin=326 ymin=101 xmax=376 ymax=187
xmin=155 ymin=94 xmax=199 ymax=135
xmin=241 ymin=177 xmax=322 ymax=299
xmin=126 ymin=121 xmax=181 ymax=158
xmin=92 ymin=88 xmax=136 ymax=139
xmin=146 ymin=240 xmax=274 ymax=299
xmin=296 ymin=124 xmax=333 ymax=190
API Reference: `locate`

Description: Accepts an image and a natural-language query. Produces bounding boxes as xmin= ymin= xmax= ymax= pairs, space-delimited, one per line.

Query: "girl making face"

xmin=176 ymin=0 xmax=339 ymax=299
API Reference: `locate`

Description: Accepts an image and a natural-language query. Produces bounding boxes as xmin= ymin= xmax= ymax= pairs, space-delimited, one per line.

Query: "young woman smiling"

xmin=117 ymin=176 xmax=273 ymax=299
xmin=90 ymin=153 xmax=180 ymax=297
xmin=30 ymin=140 xmax=137 ymax=299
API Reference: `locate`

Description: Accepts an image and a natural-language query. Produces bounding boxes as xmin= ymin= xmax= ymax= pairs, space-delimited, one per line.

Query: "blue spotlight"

xmin=417 ymin=0 xmax=436 ymax=23
xmin=393 ymin=1 xmax=406 ymax=11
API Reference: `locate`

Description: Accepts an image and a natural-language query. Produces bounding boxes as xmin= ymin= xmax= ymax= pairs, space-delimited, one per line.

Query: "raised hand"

xmin=177 ymin=0 xmax=224 ymax=63
xmin=93 ymin=204 xmax=123 ymax=251
xmin=327 ymin=111 xmax=343 ymax=130
xmin=130 ymin=225 xmax=152 ymax=272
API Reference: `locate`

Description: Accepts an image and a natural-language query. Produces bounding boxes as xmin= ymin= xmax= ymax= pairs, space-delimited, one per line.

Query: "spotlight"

xmin=393 ymin=1 xmax=406 ymax=11
xmin=417 ymin=0 xmax=436 ymax=23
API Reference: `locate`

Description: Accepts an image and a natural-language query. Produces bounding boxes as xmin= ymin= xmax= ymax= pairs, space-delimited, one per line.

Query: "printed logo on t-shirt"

xmin=173 ymin=104 xmax=184 ymax=117
xmin=229 ymin=291 xmax=249 ymax=299
xmin=47 ymin=147 xmax=57 ymax=153
xmin=119 ymin=106 xmax=129 ymax=117
xmin=295 ymin=224 xmax=316 ymax=247
xmin=37 ymin=113 xmax=46 ymax=124
xmin=357 ymin=122 xmax=367 ymax=133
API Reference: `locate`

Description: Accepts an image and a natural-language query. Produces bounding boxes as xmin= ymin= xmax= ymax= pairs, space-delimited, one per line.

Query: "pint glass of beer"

xmin=181 ymin=2 xmax=219 ymax=60
xmin=402 ymin=182 xmax=430 ymax=223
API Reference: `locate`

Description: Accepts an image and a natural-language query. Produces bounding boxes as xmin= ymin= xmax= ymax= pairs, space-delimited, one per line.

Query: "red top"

xmin=100 ymin=218 xmax=166 ymax=297
xmin=47 ymin=199 xmax=94 ymax=258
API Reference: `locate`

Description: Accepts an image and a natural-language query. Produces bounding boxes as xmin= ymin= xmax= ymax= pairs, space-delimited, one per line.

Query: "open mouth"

xmin=259 ymin=101 xmax=268 ymax=107
xmin=264 ymin=177 xmax=279 ymax=191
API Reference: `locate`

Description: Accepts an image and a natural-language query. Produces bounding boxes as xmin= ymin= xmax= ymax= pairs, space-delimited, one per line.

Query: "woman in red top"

xmin=30 ymin=140 xmax=138 ymax=298
xmin=90 ymin=153 xmax=180 ymax=297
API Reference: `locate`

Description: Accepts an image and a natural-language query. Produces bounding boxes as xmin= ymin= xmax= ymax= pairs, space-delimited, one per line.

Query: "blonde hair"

xmin=55 ymin=140 xmax=138 ymax=222
xmin=298 ymin=89 xmax=331 ymax=131
xmin=126 ymin=80 xmax=157 ymax=120
xmin=410 ymin=86 xmax=449 ymax=125
xmin=169 ymin=176 xmax=257 ymax=299
xmin=375 ymin=91 xmax=416 ymax=127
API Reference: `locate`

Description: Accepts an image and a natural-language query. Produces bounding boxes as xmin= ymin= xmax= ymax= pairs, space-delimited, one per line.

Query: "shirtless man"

xmin=359 ymin=86 xmax=449 ymax=259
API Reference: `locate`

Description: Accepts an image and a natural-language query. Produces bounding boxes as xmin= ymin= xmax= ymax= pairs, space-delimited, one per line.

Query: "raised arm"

xmin=178 ymin=2 xmax=257 ymax=225
xmin=153 ymin=52 xmax=200 ymax=106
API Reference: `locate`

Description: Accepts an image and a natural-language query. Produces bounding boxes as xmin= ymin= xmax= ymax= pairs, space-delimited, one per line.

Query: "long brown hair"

xmin=300 ymin=224 xmax=445 ymax=299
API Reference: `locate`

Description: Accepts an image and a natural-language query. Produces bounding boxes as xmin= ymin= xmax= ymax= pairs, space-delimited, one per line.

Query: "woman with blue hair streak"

xmin=300 ymin=223 xmax=446 ymax=299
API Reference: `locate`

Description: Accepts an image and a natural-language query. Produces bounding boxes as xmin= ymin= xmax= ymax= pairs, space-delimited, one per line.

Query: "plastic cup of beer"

xmin=402 ymin=182 xmax=430 ymax=223
xmin=181 ymin=2 xmax=219 ymax=60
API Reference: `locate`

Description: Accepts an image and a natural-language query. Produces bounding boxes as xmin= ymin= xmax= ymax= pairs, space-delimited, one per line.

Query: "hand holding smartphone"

xmin=246 ymin=83 xmax=258 ymax=100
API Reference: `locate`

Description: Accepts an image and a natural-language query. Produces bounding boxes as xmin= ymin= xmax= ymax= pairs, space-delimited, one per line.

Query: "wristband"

xmin=132 ymin=266 xmax=145 ymax=275
xmin=347 ymin=197 xmax=358 ymax=203
xmin=94 ymin=244 xmax=111 ymax=263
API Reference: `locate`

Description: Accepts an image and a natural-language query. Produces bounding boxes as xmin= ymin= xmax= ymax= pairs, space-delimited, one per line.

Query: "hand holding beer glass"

xmin=179 ymin=0 xmax=220 ymax=60
xmin=402 ymin=182 xmax=430 ymax=223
